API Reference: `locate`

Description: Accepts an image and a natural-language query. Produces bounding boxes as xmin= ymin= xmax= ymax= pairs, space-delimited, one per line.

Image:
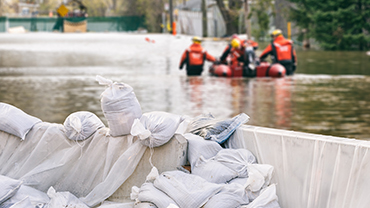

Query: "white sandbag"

xmin=0 ymin=175 xmax=23 ymax=204
xmin=243 ymin=184 xmax=280 ymax=208
xmin=134 ymin=202 xmax=157 ymax=208
xmin=215 ymin=149 xmax=257 ymax=177
xmin=166 ymin=204 xmax=179 ymax=208
xmin=191 ymin=156 xmax=238 ymax=184
xmin=1 ymin=185 xmax=49 ymax=208
xmin=203 ymin=183 xmax=249 ymax=208
xmin=0 ymin=102 xmax=41 ymax=140
xmin=96 ymin=75 xmax=142 ymax=137
xmin=6 ymin=197 xmax=33 ymax=208
xmin=63 ymin=111 xmax=105 ymax=141
xmin=47 ymin=186 xmax=89 ymax=208
xmin=228 ymin=163 xmax=274 ymax=203
xmin=183 ymin=133 xmax=222 ymax=168
xmin=131 ymin=111 xmax=183 ymax=148
xmin=131 ymin=167 xmax=179 ymax=208
xmin=130 ymin=166 xmax=178 ymax=208
xmin=153 ymin=170 xmax=223 ymax=208
xmin=138 ymin=183 xmax=179 ymax=208
xmin=145 ymin=166 xmax=159 ymax=183
xmin=96 ymin=201 xmax=135 ymax=208
xmin=245 ymin=164 xmax=274 ymax=193
xmin=229 ymin=177 xmax=261 ymax=202
xmin=174 ymin=115 xmax=192 ymax=135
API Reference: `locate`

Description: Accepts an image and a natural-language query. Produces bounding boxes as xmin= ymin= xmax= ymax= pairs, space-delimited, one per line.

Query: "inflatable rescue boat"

xmin=209 ymin=61 xmax=286 ymax=78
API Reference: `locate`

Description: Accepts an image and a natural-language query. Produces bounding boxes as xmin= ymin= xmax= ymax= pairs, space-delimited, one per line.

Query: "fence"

xmin=0 ymin=16 xmax=145 ymax=33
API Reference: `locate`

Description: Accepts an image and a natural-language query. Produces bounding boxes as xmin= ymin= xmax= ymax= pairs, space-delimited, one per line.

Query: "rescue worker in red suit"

xmin=219 ymin=36 xmax=244 ymax=65
xmin=219 ymin=35 xmax=259 ymax=77
xmin=179 ymin=36 xmax=216 ymax=76
xmin=259 ymin=29 xmax=297 ymax=75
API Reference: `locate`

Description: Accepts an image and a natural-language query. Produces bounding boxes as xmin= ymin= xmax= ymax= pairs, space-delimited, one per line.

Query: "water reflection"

xmin=187 ymin=76 xmax=203 ymax=112
xmin=244 ymin=78 xmax=293 ymax=130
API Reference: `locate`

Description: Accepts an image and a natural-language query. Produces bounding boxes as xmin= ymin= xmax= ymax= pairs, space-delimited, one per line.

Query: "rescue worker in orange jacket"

xmin=220 ymin=37 xmax=245 ymax=65
xmin=220 ymin=35 xmax=259 ymax=77
xmin=179 ymin=36 xmax=216 ymax=76
xmin=259 ymin=29 xmax=297 ymax=75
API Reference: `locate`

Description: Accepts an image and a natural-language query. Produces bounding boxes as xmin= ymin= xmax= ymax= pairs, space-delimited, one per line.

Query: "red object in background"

xmin=269 ymin=63 xmax=286 ymax=77
xmin=210 ymin=64 xmax=232 ymax=77
xmin=210 ymin=61 xmax=286 ymax=78
xmin=230 ymin=64 xmax=243 ymax=77
xmin=145 ymin=37 xmax=155 ymax=43
xmin=172 ymin=22 xmax=177 ymax=35
xmin=256 ymin=62 xmax=286 ymax=77
xmin=255 ymin=62 xmax=270 ymax=77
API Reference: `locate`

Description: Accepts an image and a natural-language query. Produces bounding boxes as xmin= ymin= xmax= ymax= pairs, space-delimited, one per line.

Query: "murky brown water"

xmin=0 ymin=33 xmax=369 ymax=140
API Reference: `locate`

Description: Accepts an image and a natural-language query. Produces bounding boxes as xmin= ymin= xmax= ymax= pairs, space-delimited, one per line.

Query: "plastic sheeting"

xmin=0 ymin=122 xmax=147 ymax=207
xmin=226 ymin=125 xmax=370 ymax=208
xmin=187 ymin=113 xmax=249 ymax=144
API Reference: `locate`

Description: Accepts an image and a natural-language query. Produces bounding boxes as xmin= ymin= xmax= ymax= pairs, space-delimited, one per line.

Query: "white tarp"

xmin=0 ymin=122 xmax=147 ymax=207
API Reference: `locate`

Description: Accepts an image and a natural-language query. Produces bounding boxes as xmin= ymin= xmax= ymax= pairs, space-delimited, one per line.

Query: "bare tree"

xmin=216 ymin=0 xmax=239 ymax=35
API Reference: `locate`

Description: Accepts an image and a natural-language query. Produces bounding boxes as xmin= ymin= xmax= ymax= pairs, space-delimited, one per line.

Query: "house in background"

xmin=176 ymin=0 xmax=226 ymax=37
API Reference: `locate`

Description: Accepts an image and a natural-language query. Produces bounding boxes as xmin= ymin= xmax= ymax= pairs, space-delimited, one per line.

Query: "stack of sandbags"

xmin=130 ymin=133 xmax=280 ymax=208
xmin=0 ymin=175 xmax=50 ymax=208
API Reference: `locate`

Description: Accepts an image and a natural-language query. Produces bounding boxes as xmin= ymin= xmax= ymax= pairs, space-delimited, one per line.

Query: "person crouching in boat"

xmin=259 ymin=29 xmax=297 ymax=75
xmin=219 ymin=35 xmax=258 ymax=77
xmin=179 ymin=36 xmax=217 ymax=76
xmin=219 ymin=36 xmax=244 ymax=66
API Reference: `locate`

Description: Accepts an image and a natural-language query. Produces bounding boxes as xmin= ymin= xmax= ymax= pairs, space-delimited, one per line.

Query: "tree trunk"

xmin=202 ymin=0 xmax=207 ymax=37
xmin=112 ymin=0 xmax=116 ymax=11
xmin=216 ymin=0 xmax=237 ymax=36
xmin=229 ymin=0 xmax=242 ymax=10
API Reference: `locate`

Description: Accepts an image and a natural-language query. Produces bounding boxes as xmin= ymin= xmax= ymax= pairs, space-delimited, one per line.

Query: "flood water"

xmin=0 ymin=33 xmax=369 ymax=140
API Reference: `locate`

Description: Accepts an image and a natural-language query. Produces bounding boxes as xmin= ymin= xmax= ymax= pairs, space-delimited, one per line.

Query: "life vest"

xmin=229 ymin=47 xmax=244 ymax=66
xmin=271 ymin=36 xmax=294 ymax=62
xmin=186 ymin=47 xmax=206 ymax=66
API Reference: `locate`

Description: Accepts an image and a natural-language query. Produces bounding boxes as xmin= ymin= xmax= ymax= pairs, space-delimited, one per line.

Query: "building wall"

xmin=177 ymin=6 xmax=226 ymax=37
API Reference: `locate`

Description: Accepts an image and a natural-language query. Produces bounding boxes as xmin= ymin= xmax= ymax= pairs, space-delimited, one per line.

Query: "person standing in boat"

xmin=179 ymin=36 xmax=217 ymax=76
xmin=259 ymin=29 xmax=297 ymax=75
